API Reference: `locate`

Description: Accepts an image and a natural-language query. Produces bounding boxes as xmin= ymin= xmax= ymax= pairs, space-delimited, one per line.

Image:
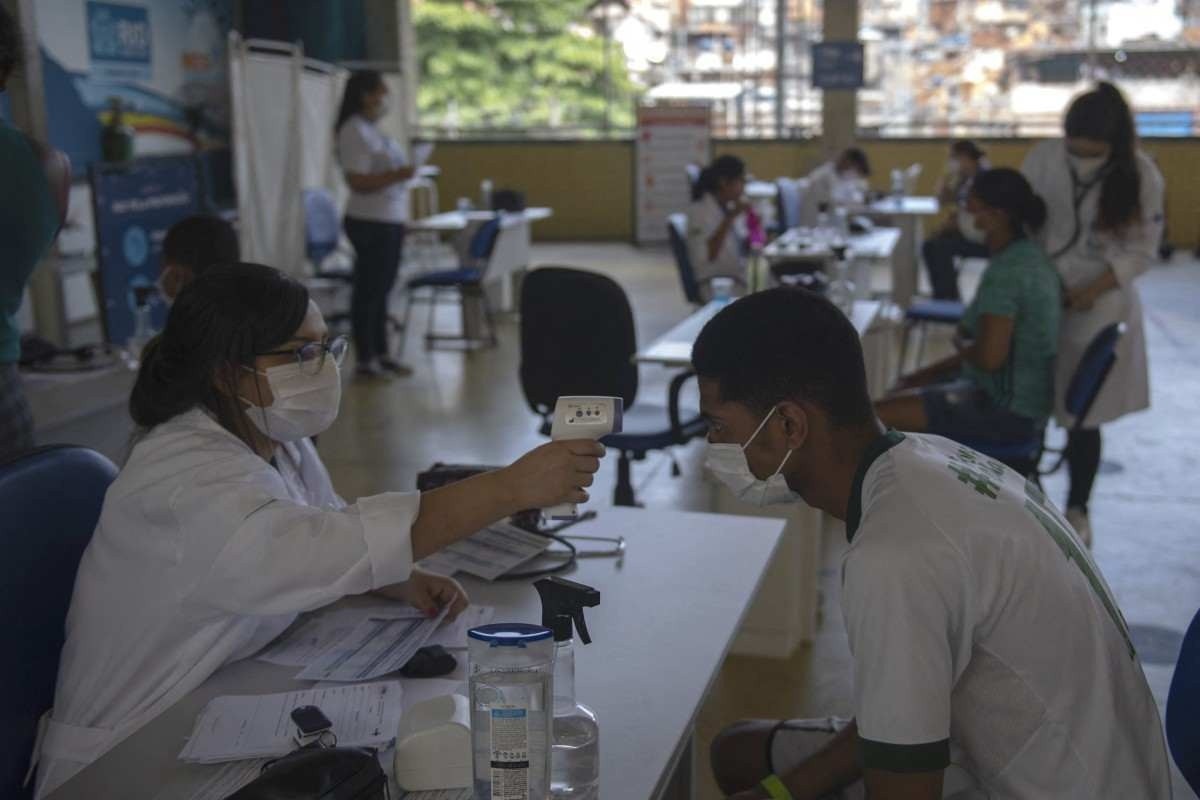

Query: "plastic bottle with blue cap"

xmin=468 ymin=623 xmax=555 ymax=799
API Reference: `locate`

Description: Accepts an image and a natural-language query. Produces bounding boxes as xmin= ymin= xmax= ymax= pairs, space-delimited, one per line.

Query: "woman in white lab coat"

xmin=1021 ymin=82 xmax=1164 ymax=545
xmin=685 ymin=154 xmax=750 ymax=292
xmin=33 ymin=263 xmax=603 ymax=797
xmin=798 ymin=147 xmax=871 ymax=227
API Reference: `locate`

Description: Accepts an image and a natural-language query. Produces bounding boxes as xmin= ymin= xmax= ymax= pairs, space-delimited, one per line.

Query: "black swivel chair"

xmin=520 ymin=267 xmax=708 ymax=506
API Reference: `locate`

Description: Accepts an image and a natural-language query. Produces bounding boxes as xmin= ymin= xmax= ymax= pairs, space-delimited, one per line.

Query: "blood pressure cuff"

xmin=417 ymin=462 xmax=541 ymax=532
xmin=225 ymin=746 xmax=387 ymax=800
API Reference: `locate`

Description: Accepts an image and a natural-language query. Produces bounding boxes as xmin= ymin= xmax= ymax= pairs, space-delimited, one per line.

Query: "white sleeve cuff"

xmin=356 ymin=491 xmax=420 ymax=588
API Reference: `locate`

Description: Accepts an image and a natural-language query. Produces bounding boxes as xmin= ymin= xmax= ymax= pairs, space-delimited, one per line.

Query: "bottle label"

xmin=490 ymin=705 xmax=530 ymax=800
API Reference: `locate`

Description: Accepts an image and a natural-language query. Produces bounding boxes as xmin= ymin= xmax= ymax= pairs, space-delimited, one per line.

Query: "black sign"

xmin=812 ymin=42 xmax=865 ymax=90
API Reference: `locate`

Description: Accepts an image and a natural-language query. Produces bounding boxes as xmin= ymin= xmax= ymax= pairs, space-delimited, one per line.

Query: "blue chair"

xmin=1167 ymin=606 xmax=1200 ymax=794
xmin=520 ymin=267 xmax=707 ymax=506
xmin=303 ymin=189 xmax=355 ymax=331
xmin=400 ymin=216 xmax=503 ymax=350
xmin=0 ymin=446 xmax=118 ymax=799
xmin=666 ymin=213 xmax=745 ymax=306
xmin=899 ymin=299 xmax=966 ymax=375
xmin=958 ymin=323 xmax=1125 ymax=477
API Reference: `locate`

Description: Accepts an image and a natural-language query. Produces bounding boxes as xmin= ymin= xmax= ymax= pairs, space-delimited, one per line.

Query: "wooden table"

xmin=48 ymin=507 xmax=784 ymax=800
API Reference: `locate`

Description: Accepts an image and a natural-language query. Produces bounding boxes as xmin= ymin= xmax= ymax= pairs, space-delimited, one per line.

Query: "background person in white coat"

xmin=32 ymin=263 xmax=603 ymax=797
xmin=686 ymin=154 xmax=750 ymax=290
xmin=1021 ymin=82 xmax=1164 ymax=546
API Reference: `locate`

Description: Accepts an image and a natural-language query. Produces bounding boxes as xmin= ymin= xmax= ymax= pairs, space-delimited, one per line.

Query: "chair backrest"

xmin=519 ymin=267 xmax=638 ymax=419
xmin=666 ymin=213 xmax=703 ymax=306
xmin=407 ymin=178 xmax=439 ymax=220
xmin=0 ymin=446 xmax=117 ymax=799
xmin=1167 ymin=606 xmax=1200 ymax=794
xmin=303 ymin=188 xmax=341 ymax=267
xmin=1064 ymin=322 xmax=1124 ymax=424
xmin=685 ymin=163 xmax=701 ymax=197
xmin=467 ymin=217 xmax=504 ymax=269
xmin=775 ymin=177 xmax=804 ymax=230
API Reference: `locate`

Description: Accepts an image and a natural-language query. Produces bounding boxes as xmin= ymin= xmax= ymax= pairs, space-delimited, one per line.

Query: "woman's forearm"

xmin=409 ymin=470 xmax=521 ymax=561
xmin=707 ymin=215 xmax=736 ymax=262
xmin=344 ymin=167 xmax=414 ymax=193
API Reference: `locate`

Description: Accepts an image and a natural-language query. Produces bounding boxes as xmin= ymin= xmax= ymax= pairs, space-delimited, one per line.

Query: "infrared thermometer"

xmin=544 ymin=396 xmax=624 ymax=520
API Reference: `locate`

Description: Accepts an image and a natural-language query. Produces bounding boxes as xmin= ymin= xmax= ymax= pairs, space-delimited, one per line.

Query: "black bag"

xmin=225 ymin=746 xmax=388 ymax=800
xmin=491 ymin=189 xmax=525 ymax=212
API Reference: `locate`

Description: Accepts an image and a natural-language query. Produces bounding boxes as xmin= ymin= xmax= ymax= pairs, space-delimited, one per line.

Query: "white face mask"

xmin=240 ymin=356 xmax=342 ymax=443
xmin=705 ymin=407 xmax=802 ymax=506
xmin=959 ymin=209 xmax=987 ymax=244
xmin=1068 ymin=152 xmax=1107 ymax=178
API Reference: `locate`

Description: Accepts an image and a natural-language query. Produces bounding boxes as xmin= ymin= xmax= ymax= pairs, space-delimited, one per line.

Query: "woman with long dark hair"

xmin=32 ymin=264 xmax=603 ymax=796
xmin=336 ymin=70 xmax=414 ymax=377
xmin=685 ymin=154 xmax=749 ymax=292
xmin=878 ymin=168 xmax=1060 ymax=441
xmin=1021 ymin=82 xmax=1164 ymax=546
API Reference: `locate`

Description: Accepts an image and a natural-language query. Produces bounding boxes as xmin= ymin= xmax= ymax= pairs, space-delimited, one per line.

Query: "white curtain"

xmin=229 ymin=34 xmax=347 ymax=276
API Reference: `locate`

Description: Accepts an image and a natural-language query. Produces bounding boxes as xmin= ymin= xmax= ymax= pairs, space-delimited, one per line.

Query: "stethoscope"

xmin=1050 ymin=160 xmax=1109 ymax=261
xmin=497 ymin=511 xmax=627 ymax=581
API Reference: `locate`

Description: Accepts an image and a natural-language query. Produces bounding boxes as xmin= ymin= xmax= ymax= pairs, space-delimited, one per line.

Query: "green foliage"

xmin=415 ymin=0 xmax=640 ymax=133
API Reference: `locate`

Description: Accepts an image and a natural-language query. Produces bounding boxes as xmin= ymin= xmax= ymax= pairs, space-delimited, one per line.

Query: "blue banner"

xmin=90 ymin=157 xmax=200 ymax=345
xmin=87 ymin=1 xmax=153 ymax=80
xmin=812 ymin=42 xmax=865 ymax=90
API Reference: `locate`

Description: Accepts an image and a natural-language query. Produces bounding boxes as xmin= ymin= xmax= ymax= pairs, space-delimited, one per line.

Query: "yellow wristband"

xmin=760 ymin=773 xmax=794 ymax=800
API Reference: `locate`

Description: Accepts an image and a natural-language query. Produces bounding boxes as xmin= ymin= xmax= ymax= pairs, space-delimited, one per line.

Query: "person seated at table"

xmin=157 ymin=213 xmax=241 ymax=303
xmin=875 ymin=168 xmax=1060 ymax=445
xmin=695 ymin=287 xmax=1171 ymax=800
xmin=686 ymin=154 xmax=750 ymax=293
xmin=799 ymin=147 xmax=871 ymax=226
xmin=32 ymin=263 xmax=604 ymax=798
xmin=922 ymin=140 xmax=991 ymax=301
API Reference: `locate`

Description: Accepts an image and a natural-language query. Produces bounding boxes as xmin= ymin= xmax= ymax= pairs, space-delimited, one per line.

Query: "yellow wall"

xmin=428 ymin=138 xmax=1200 ymax=246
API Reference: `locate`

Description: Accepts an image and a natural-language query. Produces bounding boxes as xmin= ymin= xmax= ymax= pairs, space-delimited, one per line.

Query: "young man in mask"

xmin=697 ymin=288 xmax=1171 ymax=800
xmin=157 ymin=214 xmax=241 ymax=303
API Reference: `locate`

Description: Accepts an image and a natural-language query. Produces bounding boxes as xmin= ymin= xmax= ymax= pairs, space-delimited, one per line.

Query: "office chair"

xmin=685 ymin=163 xmax=701 ymax=198
xmin=401 ymin=216 xmax=502 ymax=350
xmin=1167 ymin=606 xmax=1200 ymax=794
xmin=898 ymin=299 xmax=966 ymax=374
xmin=666 ymin=214 xmax=745 ymax=306
xmin=302 ymin=188 xmax=354 ymax=330
xmin=775 ymin=177 xmax=805 ymax=232
xmin=956 ymin=323 xmax=1125 ymax=478
xmin=519 ymin=267 xmax=708 ymax=507
xmin=0 ymin=446 xmax=118 ymax=800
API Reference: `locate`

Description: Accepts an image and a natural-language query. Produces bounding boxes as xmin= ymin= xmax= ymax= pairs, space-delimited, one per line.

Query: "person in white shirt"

xmin=922 ymin=140 xmax=991 ymax=301
xmin=695 ymin=289 xmax=1171 ymax=800
xmin=32 ymin=263 xmax=604 ymax=798
xmin=336 ymin=70 xmax=415 ymax=378
xmin=686 ymin=155 xmax=750 ymax=292
xmin=1021 ymin=82 xmax=1164 ymax=547
xmin=798 ymin=147 xmax=871 ymax=227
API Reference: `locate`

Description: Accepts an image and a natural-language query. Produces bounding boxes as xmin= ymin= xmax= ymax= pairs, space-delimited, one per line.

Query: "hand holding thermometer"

xmin=545 ymin=396 xmax=623 ymax=520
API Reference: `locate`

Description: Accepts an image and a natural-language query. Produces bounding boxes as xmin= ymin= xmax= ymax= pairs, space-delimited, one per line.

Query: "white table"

xmin=24 ymin=362 xmax=137 ymax=434
xmin=407 ymin=207 xmax=553 ymax=313
xmin=762 ymin=226 xmax=902 ymax=266
xmin=48 ymin=507 xmax=784 ymax=800
xmin=864 ymin=196 xmax=940 ymax=309
xmin=633 ymin=300 xmax=890 ymax=658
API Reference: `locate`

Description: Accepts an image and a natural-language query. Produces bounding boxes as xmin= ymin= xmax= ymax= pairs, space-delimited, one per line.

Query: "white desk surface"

xmin=408 ymin=206 xmax=553 ymax=232
xmin=636 ymin=299 xmax=883 ymax=368
xmin=867 ymin=195 xmax=939 ymax=217
xmin=745 ymin=180 xmax=778 ymax=199
xmin=48 ymin=507 xmax=784 ymax=800
xmin=763 ymin=226 xmax=902 ymax=264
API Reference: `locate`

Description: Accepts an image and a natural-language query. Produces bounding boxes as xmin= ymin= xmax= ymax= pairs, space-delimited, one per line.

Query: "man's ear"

xmin=776 ymin=400 xmax=809 ymax=449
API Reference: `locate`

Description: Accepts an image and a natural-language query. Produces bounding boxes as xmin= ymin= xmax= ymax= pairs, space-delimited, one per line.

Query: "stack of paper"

xmin=179 ymin=682 xmax=403 ymax=764
xmin=297 ymin=608 xmax=449 ymax=682
xmin=417 ymin=522 xmax=551 ymax=580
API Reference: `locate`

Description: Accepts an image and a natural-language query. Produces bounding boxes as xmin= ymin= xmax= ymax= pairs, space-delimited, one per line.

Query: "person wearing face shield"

xmin=697 ymin=289 xmax=1170 ymax=800
xmin=31 ymin=263 xmax=606 ymax=798
xmin=875 ymin=169 xmax=1061 ymax=474
xmin=921 ymin=140 xmax=991 ymax=301
xmin=336 ymin=70 xmax=415 ymax=378
xmin=1020 ymin=82 xmax=1163 ymax=549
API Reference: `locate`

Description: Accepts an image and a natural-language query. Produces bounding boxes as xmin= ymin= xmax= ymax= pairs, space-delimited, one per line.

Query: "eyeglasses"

xmin=260 ymin=335 xmax=349 ymax=376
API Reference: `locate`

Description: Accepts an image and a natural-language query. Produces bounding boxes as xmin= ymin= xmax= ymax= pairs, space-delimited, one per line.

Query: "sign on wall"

xmin=87 ymin=1 xmax=153 ymax=81
xmin=635 ymin=104 xmax=712 ymax=245
xmin=90 ymin=157 xmax=200 ymax=345
xmin=811 ymin=42 xmax=865 ymax=90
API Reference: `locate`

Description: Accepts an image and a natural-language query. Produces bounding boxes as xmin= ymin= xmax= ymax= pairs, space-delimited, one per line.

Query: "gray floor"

xmin=52 ymin=243 xmax=1199 ymax=798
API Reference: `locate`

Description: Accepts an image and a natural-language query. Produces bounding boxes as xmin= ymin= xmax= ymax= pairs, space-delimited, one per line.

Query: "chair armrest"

xmin=667 ymin=369 xmax=700 ymax=440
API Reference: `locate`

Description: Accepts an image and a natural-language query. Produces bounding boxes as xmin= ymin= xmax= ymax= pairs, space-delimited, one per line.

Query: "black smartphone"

xmin=290 ymin=705 xmax=332 ymax=738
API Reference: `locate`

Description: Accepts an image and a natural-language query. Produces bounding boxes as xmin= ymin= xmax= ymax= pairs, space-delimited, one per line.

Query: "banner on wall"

xmin=635 ymin=104 xmax=712 ymax=244
xmin=90 ymin=157 xmax=201 ymax=345
xmin=36 ymin=0 xmax=234 ymax=171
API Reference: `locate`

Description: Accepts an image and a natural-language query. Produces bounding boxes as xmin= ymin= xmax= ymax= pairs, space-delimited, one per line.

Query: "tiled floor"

xmin=60 ymin=242 xmax=1200 ymax=798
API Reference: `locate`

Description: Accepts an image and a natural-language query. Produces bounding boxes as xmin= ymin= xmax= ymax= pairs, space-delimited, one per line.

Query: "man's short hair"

xmin=839 ymin=147 xmax=872 ymax=177
xmin=692 ymin=288 xmax=875 ymax=428
xmin=162 ymin=214 xmax=240 ymax=276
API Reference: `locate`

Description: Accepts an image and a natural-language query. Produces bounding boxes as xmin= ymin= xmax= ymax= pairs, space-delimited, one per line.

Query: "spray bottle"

xmin=535 ymin=577 xmax=601 ymax=800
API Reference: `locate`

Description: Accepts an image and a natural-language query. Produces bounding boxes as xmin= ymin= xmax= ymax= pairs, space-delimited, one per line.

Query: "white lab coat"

xmin=685 ymin=195 xmax=745 ymax=287
xmin=34 ymin=408 xmax=418 ymax=797
xmin=797 ymin=161 xmax=867 ymax=228
xmin=1021 ymin=140 xmax=1163 ymax=427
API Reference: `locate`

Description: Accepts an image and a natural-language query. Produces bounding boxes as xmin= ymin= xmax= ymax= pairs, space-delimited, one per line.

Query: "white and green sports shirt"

xmin=841 ymin=432 xmax=1172 ymax=798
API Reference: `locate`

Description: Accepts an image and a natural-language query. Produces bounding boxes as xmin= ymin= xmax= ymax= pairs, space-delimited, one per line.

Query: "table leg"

xmin=658 ymin=730 xmax=695 ymax=800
